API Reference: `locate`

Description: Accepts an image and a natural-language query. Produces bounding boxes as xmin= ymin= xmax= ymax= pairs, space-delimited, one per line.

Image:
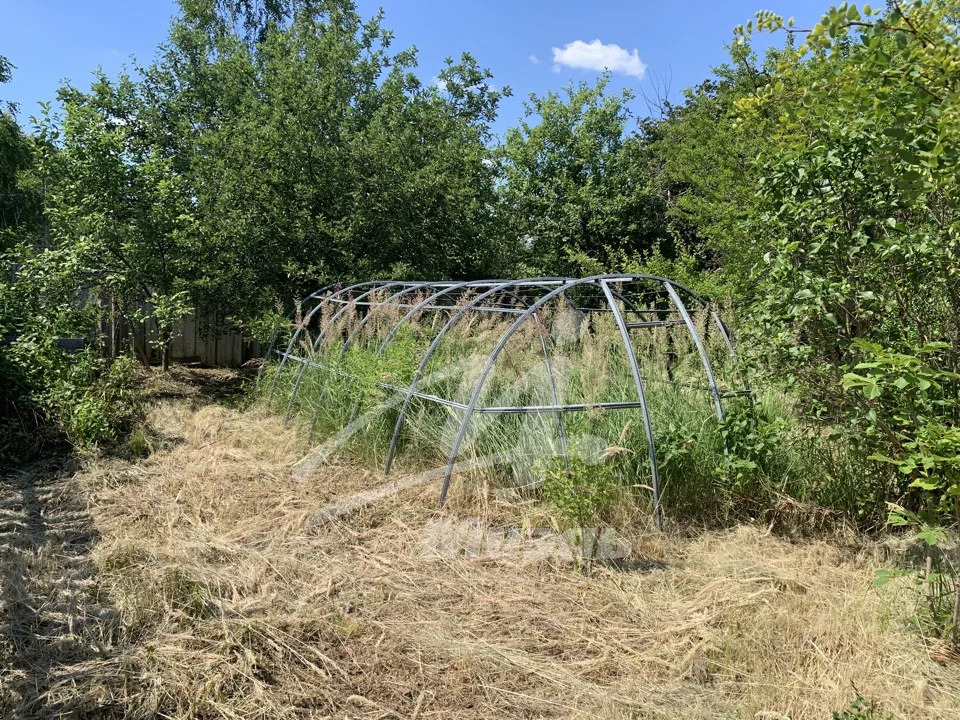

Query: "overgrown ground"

xmin=2 ymin=367 xmax=959 ymax=719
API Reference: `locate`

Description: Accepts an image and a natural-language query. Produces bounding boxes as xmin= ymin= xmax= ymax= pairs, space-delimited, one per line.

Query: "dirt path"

xmin=0 ymin=462 xmax=120 ymax=719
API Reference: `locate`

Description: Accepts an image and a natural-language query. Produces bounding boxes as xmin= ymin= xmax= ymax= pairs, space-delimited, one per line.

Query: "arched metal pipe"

xmin=283 ymin=281 xmax=423 ymax=424
xmin=377 ymin=278 xmax=606 ymax=353
xmin=382 ymin=275 xmax=659 ymax=479
xmin=377 ymin=280 xmax=508 ymax=351
xmin=383 ymin=279 xmax=571 ymax=477
xmin=357 ymin=282 xmax=485 ymax=356
xmin=267 ymin=280 xmax=393 ymax=402
xmin=319 ymin=280 xmax=500 ymax=443
xmin=662 ymin=281 xmax=724 ymax=421
xmin=276 ymin=273 xmax=744 ymax=530
xmin=438 ymin=277 xmax=664 ymax=529
xmin=370 ymin=280 xmax=571 ymax=476
xmin=299 ymin=281 xmax=451 ymax=433
xmin=599 ymin=278 xmax=662 ymax=528
xmin=257 ymin=282 xmax=338 ymax=388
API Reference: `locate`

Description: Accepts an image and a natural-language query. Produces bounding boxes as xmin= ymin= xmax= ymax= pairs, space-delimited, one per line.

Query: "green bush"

xmin=2 ymin=249 xmax=146 ymax=461
xmin=1 ymin=336 xmax=144 ymax=460
xmin=843 ymin=340 xmax=960 ymax=642
xmin=56 ymin=353 xmax=144 ymax=448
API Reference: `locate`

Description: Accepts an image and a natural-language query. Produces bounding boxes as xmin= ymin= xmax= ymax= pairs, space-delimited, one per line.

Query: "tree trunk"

xmin=161 ymin=328 xmax=171 ymax=372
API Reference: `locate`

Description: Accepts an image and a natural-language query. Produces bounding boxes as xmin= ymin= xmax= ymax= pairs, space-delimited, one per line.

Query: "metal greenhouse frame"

xmin=262 ymin=274 xmax=750 ymax=527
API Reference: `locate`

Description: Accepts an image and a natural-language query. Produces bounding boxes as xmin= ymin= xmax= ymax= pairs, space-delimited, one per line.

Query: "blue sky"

xmin=1 ymin=0 xmax=830 ymax=138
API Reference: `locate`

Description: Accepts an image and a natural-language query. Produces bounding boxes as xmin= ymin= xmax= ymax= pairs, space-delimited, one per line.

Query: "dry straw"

xmin=7 ymin=368 xmax=953 ymax=718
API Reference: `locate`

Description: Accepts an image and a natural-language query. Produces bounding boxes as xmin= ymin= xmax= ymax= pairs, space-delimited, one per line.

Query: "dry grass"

xmin=10 ymin=368 xmax=960 ymax=719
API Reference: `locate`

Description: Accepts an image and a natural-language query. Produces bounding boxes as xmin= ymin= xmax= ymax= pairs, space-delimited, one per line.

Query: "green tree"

xmin=19 ymin=0 xmax=514 ymax=357
xmin=649 ymin=42 xmax=775 ymax=288
xmin=500 ymin=77 xmax=665 ymax=276
xmin=735 ymin=3 xmax=960 ymax=630
xmin=137 ymin=0 xmax=512 ymax=332
xmin=0 ymin=56 xmax=41 ymax=251
xmin=737 ymin=1 xmax=960 ymax=411
xmin=32 ymin=75 xmax=194 ymax=369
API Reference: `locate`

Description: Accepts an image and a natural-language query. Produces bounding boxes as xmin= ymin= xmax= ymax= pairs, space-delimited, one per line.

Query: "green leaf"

xmin=916 ymin=527 xmax=947 ymax=546
xmin=873 ymin=568 xmax=906 ymax=588
xmin=863 ymin=383 xmax=882 ymax=400
xmin=886 ymin=511 xmax=910 ymax=527
xmin=909 ymin=477 xmax=941 ymax=490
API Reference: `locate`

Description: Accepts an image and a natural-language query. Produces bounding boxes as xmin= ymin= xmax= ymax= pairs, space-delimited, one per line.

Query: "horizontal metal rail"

xmin=273 ymin=350 xmax=747 ymax=398
xmin=282 ymin=300 xmax=688 ymax=318
xmin=275 ymin=352 xmax=745 ymax=414
xmin=625 ymin=320 xmax=686 ymax=329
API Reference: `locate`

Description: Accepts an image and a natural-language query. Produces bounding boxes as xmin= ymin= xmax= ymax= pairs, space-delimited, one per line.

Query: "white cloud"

xmin=550 ymin=39 xmax=647 ymax=79
xmin=528 ymin=54 xmax=540 ymax=64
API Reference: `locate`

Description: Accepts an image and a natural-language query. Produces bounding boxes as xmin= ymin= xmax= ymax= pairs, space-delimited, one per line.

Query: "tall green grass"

xmin=256 ymin=296 xmax=888 ymax=526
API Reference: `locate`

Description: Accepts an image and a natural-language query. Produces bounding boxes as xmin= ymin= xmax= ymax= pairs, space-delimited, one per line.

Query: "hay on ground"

xmin=18 ymin=369 xmax=959 ymax=719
